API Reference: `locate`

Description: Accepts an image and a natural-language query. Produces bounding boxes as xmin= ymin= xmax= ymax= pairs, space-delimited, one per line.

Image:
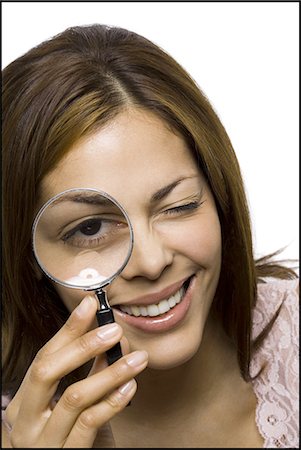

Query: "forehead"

xmin=40 ymin=109 xmax=201 ymax=208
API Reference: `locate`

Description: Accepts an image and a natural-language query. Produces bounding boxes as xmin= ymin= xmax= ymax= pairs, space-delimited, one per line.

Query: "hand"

xmin=2 ymin=295 xmax=148 ymax=448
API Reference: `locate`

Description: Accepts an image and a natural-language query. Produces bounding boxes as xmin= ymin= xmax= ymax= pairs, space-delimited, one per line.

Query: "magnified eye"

xmin=77 ymin=219 xmax=102 ymax=236
xmin=32 ymin=188 xmax=134 ymax=292
xmin=61 ymin=217 xmax=123 ymax=248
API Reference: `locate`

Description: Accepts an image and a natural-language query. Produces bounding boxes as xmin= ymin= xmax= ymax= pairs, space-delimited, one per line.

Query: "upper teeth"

xmin=119 ymin=287 xmax=184 ymax=317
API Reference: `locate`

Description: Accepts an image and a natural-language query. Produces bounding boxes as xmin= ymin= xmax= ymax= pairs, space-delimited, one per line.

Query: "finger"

xmin=14 ymin=323 xmax=123 ymax=427
xmin=88 ymin=353 xmax=108 ymax=376
xmin=7 ymin=294 xmax=98 ymax=421
xmin=88 ymin=335 xmax=130 ymax=376
xmin=44 ymin=351 xmax=147 ymax=444
xmin=43 ymin=295 xmax=98 ymax=354
xmin=120 ymin=335 xmax=131 ymax=355
xmin=64 ymin=379 xmax=137 ymax=448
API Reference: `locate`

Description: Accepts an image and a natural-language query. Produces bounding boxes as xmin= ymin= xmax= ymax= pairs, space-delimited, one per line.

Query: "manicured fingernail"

xmin=126 ymin=350 xmax=148 ymax=367
xmin=76 ymin=295 xmax=94 ymax=315
xmin=118 ymin=379 xmax=136 ymax=395
xmin=96 ymin=323 xmax=120 ymax=340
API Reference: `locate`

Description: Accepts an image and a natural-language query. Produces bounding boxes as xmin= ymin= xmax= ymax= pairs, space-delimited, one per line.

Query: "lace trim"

xmin=251 ymin=279 xmax=299 ymax=448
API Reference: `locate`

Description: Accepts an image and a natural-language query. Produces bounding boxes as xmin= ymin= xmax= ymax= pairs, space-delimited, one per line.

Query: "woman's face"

xmin=39 ymin=108 xmax=222 ymax=369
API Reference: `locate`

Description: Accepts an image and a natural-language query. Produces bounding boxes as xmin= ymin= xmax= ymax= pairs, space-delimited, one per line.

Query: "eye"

xmin=61 ymin=217 xmax=125 ymax=249
xmin=164 ymin=201 xmax=202 ymax=215
xmin=75 ymin=219 xmax=102 ymax=236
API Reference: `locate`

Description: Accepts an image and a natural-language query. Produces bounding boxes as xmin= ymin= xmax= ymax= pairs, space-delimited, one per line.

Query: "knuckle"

xmin=64 ymin=316 xmax=79 ymax=335
xmin=29 ymin=358 xmax=52 ymax=384
xmin=62 ymin=386 xmax=84 ymax=410
xmin=77 ymin=410 xmax=97 ymax=431
xmin=105 ymin=391 xmax=126 ymax=410
xmin=77 ymin=334 xmax=94 ymax=354
xmin=35 ymin=346 xmax=47 ymax=361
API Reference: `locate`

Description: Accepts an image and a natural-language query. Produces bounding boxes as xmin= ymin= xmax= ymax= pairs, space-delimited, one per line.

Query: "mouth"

xmin=113 ymin=276 xmax=195 ymax=333
xmin=116 ymin=277 xmax=191 ymax=318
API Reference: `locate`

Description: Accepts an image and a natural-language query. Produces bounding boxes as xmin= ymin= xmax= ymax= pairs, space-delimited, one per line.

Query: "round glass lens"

xmin=32 ymin=188 xmax=133 ymax=290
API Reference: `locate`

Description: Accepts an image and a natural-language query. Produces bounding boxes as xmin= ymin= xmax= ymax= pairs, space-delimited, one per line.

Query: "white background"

xmin=2 ymin=1 xmax=299 ymax=266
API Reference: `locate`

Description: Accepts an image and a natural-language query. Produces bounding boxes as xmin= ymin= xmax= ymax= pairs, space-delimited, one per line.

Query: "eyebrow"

xmin=50 ymin=193 xmax=114 ymax=208
xmin=150 ymin=177 xmax=195 ymax=203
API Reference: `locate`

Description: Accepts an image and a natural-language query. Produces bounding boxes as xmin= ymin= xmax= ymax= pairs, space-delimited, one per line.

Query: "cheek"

xmin=187 ymin=219 xmax=221 ymax=267
xmin=53 ymin=283 xmax=87 ymax=312
xmin=163 ymin=214 xmax=222 ymax=268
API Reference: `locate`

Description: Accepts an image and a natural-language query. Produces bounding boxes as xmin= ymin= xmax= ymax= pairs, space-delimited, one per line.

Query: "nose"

xmin=121 ymin=223 xmax=173 ymax=281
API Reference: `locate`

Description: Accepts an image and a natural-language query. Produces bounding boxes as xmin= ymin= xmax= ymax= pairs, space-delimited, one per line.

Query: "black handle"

xmin=96 ymin=308 xmax=123 ymax=365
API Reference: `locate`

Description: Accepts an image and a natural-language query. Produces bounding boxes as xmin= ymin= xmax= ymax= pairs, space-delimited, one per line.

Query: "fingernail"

xmin=126 ymin=350 xmax=148 ymax=367
xmin=96 ymin=323 xmax=120 ymax=340
xmin=118 ymin=379 xmax=136 ymax=395
xmin=76 ymin=295 xmax=94 ymax=315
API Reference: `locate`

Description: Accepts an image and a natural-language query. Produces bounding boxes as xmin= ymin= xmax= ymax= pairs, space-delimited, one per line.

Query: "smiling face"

xmin=39 ymin=108 xmax=222 ymax=369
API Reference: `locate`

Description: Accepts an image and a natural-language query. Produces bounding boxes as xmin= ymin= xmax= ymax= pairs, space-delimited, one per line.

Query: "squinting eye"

xmin=164 ymin=201 xmax=202 ymax=215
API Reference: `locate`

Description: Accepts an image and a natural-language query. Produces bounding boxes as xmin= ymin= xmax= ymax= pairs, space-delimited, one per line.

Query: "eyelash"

xmin=164 ymin=200 xmax=203 ymax=215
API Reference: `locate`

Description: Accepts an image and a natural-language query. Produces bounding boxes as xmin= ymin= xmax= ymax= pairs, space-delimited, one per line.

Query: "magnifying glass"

xmin=32 ymin=188 xmax=134 ymax=366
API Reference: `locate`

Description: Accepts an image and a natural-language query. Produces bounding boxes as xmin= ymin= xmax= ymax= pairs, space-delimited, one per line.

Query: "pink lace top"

xmin=251 ymin=278 xmax=299 ymax=448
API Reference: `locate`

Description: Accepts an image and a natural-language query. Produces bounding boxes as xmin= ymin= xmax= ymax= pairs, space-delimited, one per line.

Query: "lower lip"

xmin=113 ymin=276 xmax=195 ymax=333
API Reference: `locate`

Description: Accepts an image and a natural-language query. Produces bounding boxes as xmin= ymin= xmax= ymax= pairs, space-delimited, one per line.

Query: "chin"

xmin=134 ymin=332 xmax=202 ymax=370
xmin=149 ymin=354 xmax=198 ymax=371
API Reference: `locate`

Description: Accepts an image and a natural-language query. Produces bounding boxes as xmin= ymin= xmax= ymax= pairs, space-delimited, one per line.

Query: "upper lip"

xmin=113 ymin=276 xmax=191 ymax=307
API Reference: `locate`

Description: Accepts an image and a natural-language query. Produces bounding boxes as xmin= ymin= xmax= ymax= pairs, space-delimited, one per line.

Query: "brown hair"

xmin=2 ymin=24 xmax=297 ymax=394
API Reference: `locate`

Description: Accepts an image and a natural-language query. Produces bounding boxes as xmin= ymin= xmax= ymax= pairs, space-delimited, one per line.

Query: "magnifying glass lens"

xmin=32 ymin=189 xmax=133 ymax=290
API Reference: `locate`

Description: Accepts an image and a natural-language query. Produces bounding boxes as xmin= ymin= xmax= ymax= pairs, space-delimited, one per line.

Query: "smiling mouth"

xmin=116 ymin=278 xmax=191 ymax=318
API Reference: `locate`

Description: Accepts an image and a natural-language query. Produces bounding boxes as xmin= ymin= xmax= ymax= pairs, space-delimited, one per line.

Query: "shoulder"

xmin=257 ymin=277 xmax=299 ymax=308
xmin=252 ymin=277 xmax=299 ymax=340
xmin=251 ymin=278 xmax=299 ymax=447
xmin=252 ymin=277 xmax=299 ymax=371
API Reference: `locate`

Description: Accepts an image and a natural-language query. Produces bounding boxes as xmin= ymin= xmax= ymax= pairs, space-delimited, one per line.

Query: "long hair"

xmin=2 ymin=24 xmax=296 ymax=395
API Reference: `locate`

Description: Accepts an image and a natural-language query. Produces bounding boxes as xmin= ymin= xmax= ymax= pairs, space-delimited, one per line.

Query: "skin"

xmin=41 ymin=107 xmax=222 ymax=369
xmin=2 ymin=108 xmax=263 ymax=447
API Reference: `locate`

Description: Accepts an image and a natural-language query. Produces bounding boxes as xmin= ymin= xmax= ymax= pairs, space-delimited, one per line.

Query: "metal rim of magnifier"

xmin=32 ymin=187 xmax=134 ymax=291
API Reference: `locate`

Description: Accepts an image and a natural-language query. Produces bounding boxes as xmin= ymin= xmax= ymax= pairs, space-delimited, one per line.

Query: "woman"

xmin=2 ymin=24 xmax=298 ymax=448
